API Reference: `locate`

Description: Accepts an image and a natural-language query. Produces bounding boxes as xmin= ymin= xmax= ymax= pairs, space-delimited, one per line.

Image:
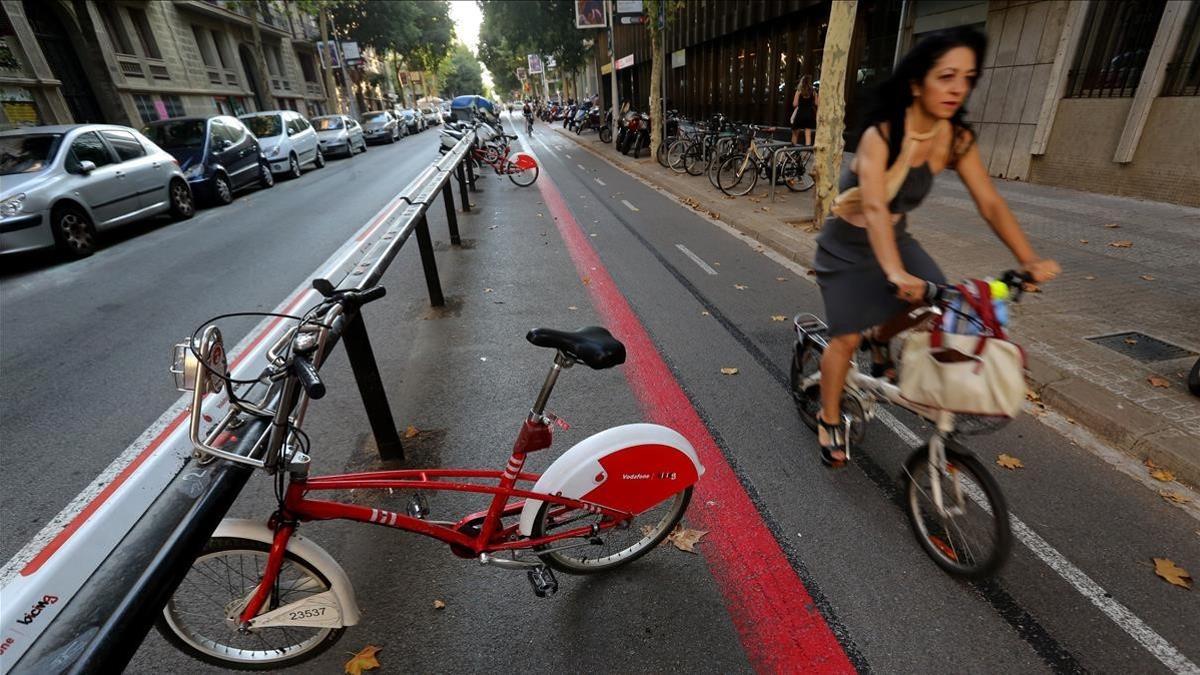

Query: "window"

xmin=66 ymin=132 xmax=115 ymax=172
xmin=242 ymin=113 xmax=283 ymax=138
xmin=1067 ymin=0 xmax=1167 ymax=98
xmin=209 ymin=118 xmax=235 ymax=146
xmin=100 ymin=129 xmax=146 ymax=161
xmin=127 ymin=7 xmax=162 ymax=59
xmin=162 ymin=95 xmax=185 ymax=118
xmin=98 ymin=4 xmax=134 ymax=55
xmin=286 ymin=115 xmax=304 ymax=135
xmin=1163 ymin=2 xmax=1200 ymax=96
xmin=223 ymin=117 xmax=248 ymax=142
xmin=134 ymin=94 xmax=159 ymax=124
xmin=192 ymin=26 xmax=217 ymax=68
xmin=298 ymin=52 xmax=317 ymax=82
xmin=212 ymin=32 xmax=232 ymax=69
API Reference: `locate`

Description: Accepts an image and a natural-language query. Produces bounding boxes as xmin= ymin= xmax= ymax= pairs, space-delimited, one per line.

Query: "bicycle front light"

xmin=170 ymin=326 xmax=227 ymax=394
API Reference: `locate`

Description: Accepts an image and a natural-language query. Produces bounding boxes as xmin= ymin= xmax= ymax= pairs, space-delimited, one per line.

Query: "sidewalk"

xmin=551 ymin=125 xmax=1200 ymax=487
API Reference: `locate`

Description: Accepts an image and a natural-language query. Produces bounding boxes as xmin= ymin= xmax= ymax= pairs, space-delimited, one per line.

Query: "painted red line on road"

xmin=355 ymin=194 xmax=406 ymax=242
xmin=537 ymin=175 xmax=853 ymax=672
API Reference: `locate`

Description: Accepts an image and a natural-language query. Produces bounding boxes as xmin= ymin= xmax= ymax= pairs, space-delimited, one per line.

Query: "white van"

xmin=239 ymin=110 xmax=324 ymax=179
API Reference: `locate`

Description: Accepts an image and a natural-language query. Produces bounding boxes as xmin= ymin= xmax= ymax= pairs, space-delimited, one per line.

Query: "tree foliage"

xmin=439 ymin=43 xmax=486 ymax=98
xmin=330 ymin=0 xmax=455 ymax=72
xmin=479 ymin=0 xmax=590 ymax=97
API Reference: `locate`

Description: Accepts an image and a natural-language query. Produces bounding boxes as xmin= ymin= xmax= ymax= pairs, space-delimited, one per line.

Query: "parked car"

xmin=420 ymin=107 xmax=441 ymax=127
xmin=144 ymin=115 xmax=273 ymax=207
xmin=239 ymin=110 xmax=324 ymax=179
xmin=311 ymin=115 xmax=366 ymax=157
xmin=360 ymin=110 xmax=402 ymax=144
xmin=396 ymin=109 xmax=425 ymax=135
xmin=0 ymin=124 xmax=194 ymax=258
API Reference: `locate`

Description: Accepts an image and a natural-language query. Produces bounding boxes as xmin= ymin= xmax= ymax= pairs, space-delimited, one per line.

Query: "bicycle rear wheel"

xmin=904 ymin=443 xmax=1012 ymax=579
xmin=717 ymin=154 xmax=759 ymax=196
xmin=781 ymin=152 xmax=815 ymax=192
xmin=532 ymin=488 xmax=692 ymax=574
xmin=684 ymin=143 xmax=707 ymax=176
xmin=666 ymin=139 xmax=690 ymax=173
xmin=790 ymin=342 xmax=822 ymax=432
xmin=508 ymin=162 xmax=539 ymax=187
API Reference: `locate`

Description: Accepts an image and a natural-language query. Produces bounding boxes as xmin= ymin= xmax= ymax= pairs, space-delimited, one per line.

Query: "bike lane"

xmin=526 ymin=121 xmax=1200 ymax=673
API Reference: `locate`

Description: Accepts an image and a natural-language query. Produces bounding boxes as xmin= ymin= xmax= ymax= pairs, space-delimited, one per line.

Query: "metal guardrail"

xmin=7 ymin=130 xmax=481 ymax=674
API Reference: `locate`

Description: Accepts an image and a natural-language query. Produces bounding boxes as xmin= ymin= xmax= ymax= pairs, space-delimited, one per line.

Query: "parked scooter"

xmin=619 ymin=111 xmax=650 ymax=158
xmin=577 ymin=106 xmax=601 ymax=135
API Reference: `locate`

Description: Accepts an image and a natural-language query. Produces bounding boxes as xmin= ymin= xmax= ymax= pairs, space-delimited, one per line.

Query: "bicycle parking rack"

xmin=770 ymin=143 xmax=814 ymax=203
xmin=3 ymin=131 xmax=482 ymax=675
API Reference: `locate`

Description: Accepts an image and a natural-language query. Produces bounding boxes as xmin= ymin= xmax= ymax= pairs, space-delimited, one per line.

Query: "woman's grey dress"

xmin=813 ymin=162 xmax=946 ymax=336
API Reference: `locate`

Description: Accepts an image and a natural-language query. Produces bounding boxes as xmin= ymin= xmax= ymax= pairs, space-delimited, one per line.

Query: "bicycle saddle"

xmin=526 ymin=326 xmax=626 ymax=369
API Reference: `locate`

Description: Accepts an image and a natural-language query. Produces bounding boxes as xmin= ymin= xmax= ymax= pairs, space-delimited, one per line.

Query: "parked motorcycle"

xmin=577 ymin=106 xmax=601 ymax=135
xmin=619 ymin=111 xmax=650 ymax=158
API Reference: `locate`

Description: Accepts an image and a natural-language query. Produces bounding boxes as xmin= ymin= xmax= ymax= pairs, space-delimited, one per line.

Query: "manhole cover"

xmin=1086 ymin=332 xmax=1196 ymax=363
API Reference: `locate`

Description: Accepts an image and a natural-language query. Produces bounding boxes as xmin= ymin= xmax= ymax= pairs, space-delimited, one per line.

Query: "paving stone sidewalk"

xmin=551 ymin=125 xmax=1200 ymax=487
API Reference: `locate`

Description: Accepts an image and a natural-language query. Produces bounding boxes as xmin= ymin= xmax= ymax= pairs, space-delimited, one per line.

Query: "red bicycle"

xmin=473 ymin=132 xmax=539 ymax=186
xmin=160 ymin=282 xmax=703 ymax=669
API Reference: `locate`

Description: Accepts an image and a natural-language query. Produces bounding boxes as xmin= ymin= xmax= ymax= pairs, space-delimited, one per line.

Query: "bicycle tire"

xmin=717 ymin=154 xmax=759 ymax=196
xmin=156 ymin=537 xmax=345 ymax=670
xmin=790 ymin=343 xmax=822 ymax=432
xmin=782 ymin=151 xmax=815 ymax=192
xmin=531 ymin=488 xmax=692 ymax=574
xmin=656 ymin=139 xmax=669 ymax=166
xmin=599 ymin=126 xmax=612 ymax=143
xmin=508 ymin=162 xmax=539 ymax=187
xmin=684 ymin=143 xmax=707 ymax=175
xmin=903 ymin=444 xmax=1012 ymax=579
xmin=666 ymin=139 xmax=691 ymax=173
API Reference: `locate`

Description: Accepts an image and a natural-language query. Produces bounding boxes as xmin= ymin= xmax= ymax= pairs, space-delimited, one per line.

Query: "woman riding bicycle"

xmin=812 ymin=27 xmax=1060 ymax=467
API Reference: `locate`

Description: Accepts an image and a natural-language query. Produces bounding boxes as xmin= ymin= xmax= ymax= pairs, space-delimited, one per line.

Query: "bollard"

xmin=457 ymin=162 xmax=471 ymax=212
xmin=442 ymin=182 xmax=461 ymax=246
xmin=341 ymin=313 xmax=404 ymax=460
xmin=414 ymin=214 xmax=445 ymax=307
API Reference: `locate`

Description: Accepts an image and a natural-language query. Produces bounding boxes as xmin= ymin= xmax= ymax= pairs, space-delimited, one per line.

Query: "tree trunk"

xmin=318 ymin=8 xmax=340 ymax=113
xmin=69 ymin=0 xmax=131 ymax=124
xmin=243 ymin=4 xmax=274 ymax=111
xmin=812 ymin=1 xmax=858 ymax=227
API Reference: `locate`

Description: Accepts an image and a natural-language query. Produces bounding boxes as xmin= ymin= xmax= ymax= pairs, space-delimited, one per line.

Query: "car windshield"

xmin=361 ymin=113 xmax=389 ymax=123
xmin=144 ymin=120 xmax=206 ymax=151
xmin=0 ymin=133 xmax=64 ymax=175
xmin=241 ymin=114 xmax=282 ymax=138
xmin=312 ymin=117 xmax=343 ymax=130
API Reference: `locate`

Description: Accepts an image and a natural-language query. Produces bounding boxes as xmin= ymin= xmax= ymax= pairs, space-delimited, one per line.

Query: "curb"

xmin=549 ymin=126 xmax=1200 ymax=490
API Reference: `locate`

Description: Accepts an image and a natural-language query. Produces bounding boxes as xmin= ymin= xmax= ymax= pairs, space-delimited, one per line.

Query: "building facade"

xmin=586 ymin=0 xmax=1200 ymax=206
xmin=0 ymin=0 xmax=334 ymax=130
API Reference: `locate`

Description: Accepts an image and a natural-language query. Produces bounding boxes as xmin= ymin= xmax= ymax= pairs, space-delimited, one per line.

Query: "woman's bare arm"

xmin=857 ymin=127 xmax=926 ymax=298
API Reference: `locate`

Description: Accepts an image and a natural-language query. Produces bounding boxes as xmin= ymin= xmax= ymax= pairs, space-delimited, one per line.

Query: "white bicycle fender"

xmin=213 ymin=519 xmax=361 ymax=626
xmin=518 ymin=424 xmax=704 ymax=536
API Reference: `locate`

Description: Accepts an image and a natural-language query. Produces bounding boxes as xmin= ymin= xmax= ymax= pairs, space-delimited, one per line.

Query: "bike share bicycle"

xmin=791 ymin=271 xmax=1034 ymax=579
xmin=159 ymin=282 xmax=703 ymax=668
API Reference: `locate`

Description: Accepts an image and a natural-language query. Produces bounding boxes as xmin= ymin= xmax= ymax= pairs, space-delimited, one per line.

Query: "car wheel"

xmin=313 ymin=148 xmax=325 ymax=168
xmin=168 ymin=179 xmax=194 ymax=220
xmin=259 ymin=161 xmax=275 ymax=188
xmin=211 ymin=173 xmax=234 ymax=205
xmin=287 ymin=153 xmax=302 ymax=179
xmin=51 ymin=203 xmax=97 ymax=258
xmin=358 ymin=139 xmax=367 ymax=153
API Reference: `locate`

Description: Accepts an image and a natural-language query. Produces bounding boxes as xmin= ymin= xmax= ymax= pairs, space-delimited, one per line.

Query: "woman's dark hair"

xmin=798 ymin=75 xmax=814 ymax=99
xmin=858 ymin=26 xmax=987 ymax=164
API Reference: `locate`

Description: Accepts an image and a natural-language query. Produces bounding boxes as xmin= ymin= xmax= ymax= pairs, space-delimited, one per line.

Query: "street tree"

xmin=479 ymin=0 xmax=590 ymax=97
xmin=330 ymin=0 xmax=453 ymax=75
xmin=812 ymin=1 xmax=859 ymax=226
xmin=439 ymin=43 xmax=485 ymax=98
xmin=645 ymin=0 xmax=684 ymax=162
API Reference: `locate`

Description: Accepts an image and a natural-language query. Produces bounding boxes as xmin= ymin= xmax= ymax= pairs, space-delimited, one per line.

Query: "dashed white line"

xmin=620 ymin=199 xmax=640 ymax=212
xmin=594 ymin=177 xmax=607 ymax=186
xmin=565 ymin=153 xmax=572 ymax=158
xmin=675 ymin=244 xmax=718 ymax=275
xmin=577 ymin=163 xmax=587 ymax=171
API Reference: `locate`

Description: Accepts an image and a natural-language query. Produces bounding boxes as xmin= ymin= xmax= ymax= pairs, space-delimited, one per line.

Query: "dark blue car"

xmin=144 ymin=116 xmax=273 ymax=206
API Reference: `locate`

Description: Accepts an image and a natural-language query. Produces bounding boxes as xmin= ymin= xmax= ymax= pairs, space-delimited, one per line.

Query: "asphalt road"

xmin=6 ymin=115 xmax=1198 ymax=673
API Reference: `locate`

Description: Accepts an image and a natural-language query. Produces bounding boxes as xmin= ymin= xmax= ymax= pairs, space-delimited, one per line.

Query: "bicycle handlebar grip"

xmin=292 ymin=353 xmax=325 ymax=400
xmin=355 ymin=286 xmax=387 ymax=305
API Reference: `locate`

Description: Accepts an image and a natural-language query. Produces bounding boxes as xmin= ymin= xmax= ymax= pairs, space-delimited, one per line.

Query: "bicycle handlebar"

xmin=291 ymin=352 xmax=325 ymax=400
xmin=887 ymin=270 xmax=1034 ymax=303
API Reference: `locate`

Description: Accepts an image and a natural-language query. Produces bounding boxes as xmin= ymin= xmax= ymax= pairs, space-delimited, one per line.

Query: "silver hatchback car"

xmin=0 ymin=124 xmax=194 ymax=258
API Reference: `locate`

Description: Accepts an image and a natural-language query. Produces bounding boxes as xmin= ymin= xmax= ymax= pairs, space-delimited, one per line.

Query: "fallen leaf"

xmin=1028 ymin=404 xmax=1048 ymax=417
xmin=537 ymin=212 xmax=544 ymax=217
xmin=771 ymin=315 xmax=787 ymax=322
xmin=568 ymin=305 xmax=578 ymax=311
xmin=996 ymin=454 xmax=1024 ymax=470
xmin=1160 ymin=491 xmax=1191 ymax=505
xmin=581 ymin=276 xmax=591 ymax=286
xmin=344 ymin=645 xmax=382 ymax=675
xmin=433 ymin=599 xmax=446 ymax=610
xmin=1151 ymin=468 xmax=1176 ymax=482
xmin=776 ymin=277 xmax=787 ymax=281
xmin=701 ymin=311 xmax=710 ymax=316
xmin=404 ymin=425 xmax=420 ymax=439
xmin=666 ymin=526 xmax=708 ymax=553
xmin=1148 ymin=375 xmax=1171 ymax=388
xmin=1140 ymin=274 xmax=1155 ymax=281
xmin=720 ymin=367 xmax=739 ymax=375
xmin=483 ymin=288 xmax=494 ymax=293
xmin=1025 ymin=388 xmax=1042 ymax=403
xmin=1152 ymin=558 xmax=1192 ymax=590
xmin=1104 ymin=223 xmax=1121 ymax=228
xmin=589 ymin=233 xmax=597 ymax=237
xmin=1084 ymin=275 xmax=1097 ymax=280
xmin=1145 ymin=458 xmax=1161 ymax=469
xmin=760 ymin=206 xmax=770 ymax=212
xmin=1079 ymin=239 xmax=1089 ymax=244
xmin=1066 ymin=417 xmax=1076 ymax=424
xmin=734 ymin=284 xmax=748 ymax=290
xmin=1109 ymin=240 xmax=1133 ymax=248
xmin=1124 ymin=337 xmax=1139 ymax=345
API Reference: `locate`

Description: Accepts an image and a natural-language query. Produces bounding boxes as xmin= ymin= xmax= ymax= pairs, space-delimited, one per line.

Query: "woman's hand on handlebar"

xmin=887 ymin=270 xmax=927 ymax=303
xmin=1021 ymin=258 xmax=1061 ymax=283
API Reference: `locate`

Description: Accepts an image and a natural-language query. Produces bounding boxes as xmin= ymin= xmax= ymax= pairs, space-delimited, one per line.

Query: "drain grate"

xmin=1086 ymin=332 xmax=1196 ymax=363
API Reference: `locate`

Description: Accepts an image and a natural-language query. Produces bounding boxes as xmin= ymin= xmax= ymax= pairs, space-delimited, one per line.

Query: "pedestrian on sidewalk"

xmin=810 ymin=27 xmax=1061 ymax=466
xmin=791 ymin=75 xmax=818 ymax=146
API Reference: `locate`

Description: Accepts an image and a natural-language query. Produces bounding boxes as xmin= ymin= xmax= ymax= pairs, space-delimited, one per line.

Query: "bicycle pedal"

xmin=406 ymin=493 xmax=430 ymax=520
xmin=527 ymin=565 xmax=558 ymax=598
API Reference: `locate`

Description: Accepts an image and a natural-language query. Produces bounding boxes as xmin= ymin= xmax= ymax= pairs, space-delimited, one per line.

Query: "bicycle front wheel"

xmin=666 ymin=139 xmax=691 ymax=173
xmin=532 ymin=488 xmax=692 ymax=574
xmin=904 ymin=444 xmax=1012 ymax=579
xmin=157 ymin=537 xmax=344 ymax=670
xmin=684 ymin=143 xmax=707 ymax=176
xmin=508 ymin=162 xmax=539 ymax=187
xmin=781 ymin=152 xmax=815 ymax=192
xmin=717 ymin=154 xmax=759 ymax=196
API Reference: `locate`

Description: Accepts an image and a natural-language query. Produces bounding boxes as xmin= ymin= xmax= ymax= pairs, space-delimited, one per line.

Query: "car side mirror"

xmin=77 ymin=160 xmax=97 ymax=174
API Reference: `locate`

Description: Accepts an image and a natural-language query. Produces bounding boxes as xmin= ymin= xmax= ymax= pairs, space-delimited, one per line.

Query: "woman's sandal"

xmin=817 ymin=414 xmax=849 ymax=468
xmin=861 ymin=329 xmax=897 ymax=382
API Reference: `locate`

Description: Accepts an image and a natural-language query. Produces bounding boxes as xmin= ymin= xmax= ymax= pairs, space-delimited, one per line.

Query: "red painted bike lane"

xmin=534 ymin=164 xmax=855 ymax=673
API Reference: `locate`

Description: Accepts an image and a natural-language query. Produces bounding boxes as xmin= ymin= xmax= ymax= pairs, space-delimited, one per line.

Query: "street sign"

xmin=574 ymin=0 xmax=606 ymax=29
xmin=615 ymin=0 xmax=644 ymax=24
xmin=671 ymin=49 xmax=686 ymax=69
xmin=615 ymin=53 xmax=634 ymax=70
xmin=546 ymin=55 xmax=557 ymax=69
xmin=527 ymin=54 xmax=543 ymax=75
xmin=516 ymin=67 xmax=527 ymax=81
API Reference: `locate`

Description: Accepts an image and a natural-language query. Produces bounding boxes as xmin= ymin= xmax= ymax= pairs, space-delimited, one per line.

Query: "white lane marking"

xmin=565 ymin=153 xmax=572 ymax=158
xmin=621 ymin=199 xmax=640 ymax=212
xmin=676 ymin=244 xmax=719 ymax=275
xmin=595 ymin=178 xmax=607 ymax=186
xmin=557 ymin=127 xmax=1198 ymax=673
xmin=577 ymin=163 xmax=587 ymax=171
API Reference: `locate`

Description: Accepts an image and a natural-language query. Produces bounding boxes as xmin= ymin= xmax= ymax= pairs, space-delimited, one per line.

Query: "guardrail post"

xmin=342 ymin=313 xmax=404 ymax=460
xmin=442 ymin=182 xmax=461 ymax=246
xmin=456 ymin=162 xmax=471 ymax=212
xmin=414 ymin=213 xmax=445 ymax=307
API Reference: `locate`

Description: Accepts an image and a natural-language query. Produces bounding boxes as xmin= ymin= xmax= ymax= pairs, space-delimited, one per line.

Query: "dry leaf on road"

xmin=720 ymin=367 xmax=739 ymax=375
xmin=581 ymin=276 xmax=591 ymax=286
xmin=344 ymin=645 xmax=382 ymax=675
xmin=666 ymin=526 xmax=709 ymax=553
xmin=771 ymin=315 xmax=787 ymax=322
xmin=1079 ymin=239 xmax=1089 ymax=244
xmin=997 ymin=454 xmax=1024 ymax=470
xmin=734 ymin=284 xmax=748 ymax=290
xmin=1104 ymin=223 xmax=1121 ymax=228
xmin=1148 ymin=375 xmax=1171 ymax=388
xmin=1150 ymin=468 xmax=1176 ymax=482
xmin=1084 ymin=275 xmax=1097 ymax=280
xmin=433 ymin=599 xmax=446 ymax=610
xmin=1140 ymin=274 xmax=1155 ymax=281
xmin=568 ymin=305 xmax=578 ymax=311
xmin=1124 ymin=337 xmax=1139 ymax=345
xmin=483 ymin=288 xmax=494 ymax=293
xmin=1160 ymin=491 xmax=1191 ymax=505
xmin=777 ymin=277 xmax=787 ymax=281
xmin=1025 ymin=388 xmax=1042 ymax=403
xmin=1152 ymin=558 xmax=1192 ymax=590
xmin=701 ymin=310 xmax=710 ymax=316
xmin=1109 ymin=240 xmax=1133 ymax=248
xmin=404 ymin=425 xmax=420 ymax=439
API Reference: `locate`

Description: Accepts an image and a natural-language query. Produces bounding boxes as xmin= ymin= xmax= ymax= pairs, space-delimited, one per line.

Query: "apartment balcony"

xmin=304 ymin=81 xmax=323 ymax=97
xmin=116 ymin=55 xmax=171 ymax=81
xmin=271 ymin=78 xmax=293 ymax=92
xmin=206 ymin=67 xmax=239 ymax=87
